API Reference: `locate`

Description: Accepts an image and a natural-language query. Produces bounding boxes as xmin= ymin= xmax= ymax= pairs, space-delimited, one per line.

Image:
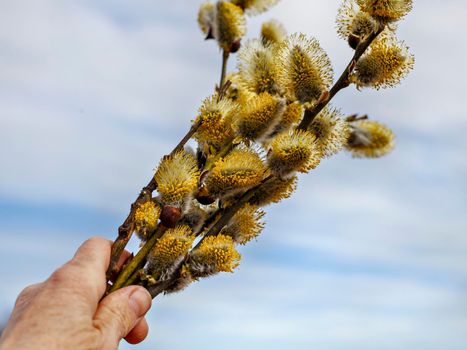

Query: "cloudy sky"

xmin=1 ymin=1 xmax=467 ymax=349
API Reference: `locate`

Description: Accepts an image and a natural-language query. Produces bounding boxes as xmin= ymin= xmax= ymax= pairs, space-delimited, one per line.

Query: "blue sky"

xmin=1 ymin=1 xmax=467 ymax=349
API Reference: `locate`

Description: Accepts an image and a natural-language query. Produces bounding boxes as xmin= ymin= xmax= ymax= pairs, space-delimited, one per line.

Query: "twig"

xmin=106 ymin=122 xmax=201 ymax=281
xmin=297 ymin=26 xmax=384 ymax=131
xmin=219 ymin=50 xmax=230 ymax=92
xmin=109 ymin=226 xmax=167 ymax=293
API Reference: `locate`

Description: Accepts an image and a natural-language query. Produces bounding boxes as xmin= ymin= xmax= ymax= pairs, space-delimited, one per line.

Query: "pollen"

xmin=212 ymin=1 xmax=246 ymax=51
xmin=155 ymin=151 xmax=200 ymax=206
xmin=308 ymin=107 xmax=350 ymax=157
xmin=249 ymin=175 xmax=298 ymax=206
xmin=206 ymin=147 xmax=266 ymax=197
xmin=352 ymin=33 xmax=414 ymax=89
xmin=268 ymin=129 xmax=321 ymax=178
xmin=236 ymin=92 xmax=286 ymax=141
xmin=357 ymin=0 xmax=413 ymax=22
xmin=274 ymin=102 xmax=304 ymax=134
xmin=134 ymin=201 xmax=161 ymax=240
xmin=237 ymin=39 xmax=281 ymax=95
xmin=231 ymin=0 xmax=280 ymax=16
xmin=261 ymin=19 xmax=287 ymax=45
xmin=190 ymin=234 xmax=241 ymax=276
xmin=278 ymin=33 xmax=333 ymax=104
xmin=194 ymin=95 xmax=239 ymax=152
xmin=222 ymin=204 xmax=265 ymax=245
xmin=346 ymin=119 xmax=395 ymax=158
xmin=147 ymin=225 xmax=195 ymax=279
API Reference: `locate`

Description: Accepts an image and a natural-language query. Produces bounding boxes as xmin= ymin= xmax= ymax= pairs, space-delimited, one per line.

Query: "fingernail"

xmin=129 ymin=288 xmax=152 ymax=317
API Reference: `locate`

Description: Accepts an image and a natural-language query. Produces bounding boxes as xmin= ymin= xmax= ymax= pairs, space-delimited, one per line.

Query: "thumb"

xmin=93 ymin=286 xmax=152 ymax=349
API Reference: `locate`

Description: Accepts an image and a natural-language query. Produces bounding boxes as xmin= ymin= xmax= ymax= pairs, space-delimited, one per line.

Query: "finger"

xmin=117 ymin=249 xmax=133 ymax=270
xmin=93 ymin=286 xmax=151 ymax=350
xmin=69 ymin=237 xmax=112 ymax=301
xmin=44 ymin=237 xmax=112 ymax=313
xmin=124 ymin=317 xmax=149 ymax=345
xmin=72 ymin=236 xmax=112 ymax=277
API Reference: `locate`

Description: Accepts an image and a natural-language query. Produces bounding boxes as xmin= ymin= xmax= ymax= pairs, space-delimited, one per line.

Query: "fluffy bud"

xmin=357 ymin=0 xmax=413 ymax=23
xmin=351 ymin=33 xmax=414 ymax=89
xmin=249 ymin=175 xmax=297 ymax=206
xmin=134 ymin=201 xmax=161 ymax=240
xmin=273 ymin=102 xmax=304 ymax=135
xmin=261 ymin=19 xmax=287 ymax=45
xmin=236 ymin=92 xmax=286 ymax=141
xmin=277 ymin=33 xmax=333 ymax=105
xmin=267 ymin=130 xmax=321 ymax=179
xmin=337 ymin=0 xmax=380 ymax=46
xmin=189 ymin=234 xmax=241 ymax=277
xmin=147 ymin=225 xmax=195 ymax=281
xmin=212 ymin=1 xmax=246 ymax=52
xmin=155 ymin=151 xmax=200 ymax=207
xmin=231 ymin=0 xmax=280 ymax=16
xmin=308 ymin=107 xmax=350 ymax=157
xmin=346 ymin=119 xmax=395 ymax=158
xmin=206 ymin=147 xmax=266 ymax=197
xmin=194 ymin=95 xmax=239 ymax=153
xmin=221 ymin=204 xmax=265 ymax=245
xmin=198 ymin=2 xmax=215 ymax=37
xmin=237 ymin=39 xmax=282 ymax=95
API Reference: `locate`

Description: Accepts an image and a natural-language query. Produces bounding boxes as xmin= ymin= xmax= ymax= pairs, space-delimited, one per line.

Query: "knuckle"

xmin=47 ymin=265 xmax=72 ymax=286
xmin=105 ymin=303 xmax=133 ymax=335
xmin=15 ymin=284 xmax=39 ymax=306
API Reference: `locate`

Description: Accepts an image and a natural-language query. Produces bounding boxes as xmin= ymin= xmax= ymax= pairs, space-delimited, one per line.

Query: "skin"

xmin=0 ymin=237 xmax=153 ymax=350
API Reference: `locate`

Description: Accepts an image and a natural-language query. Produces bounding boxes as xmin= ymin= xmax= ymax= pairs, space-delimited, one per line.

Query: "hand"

xmin=0 ymin=237 xmax=152 ymax=350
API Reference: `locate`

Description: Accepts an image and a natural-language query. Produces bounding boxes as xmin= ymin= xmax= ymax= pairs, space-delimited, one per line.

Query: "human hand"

xmin=0 ymin=237 xmax=152 ymax=350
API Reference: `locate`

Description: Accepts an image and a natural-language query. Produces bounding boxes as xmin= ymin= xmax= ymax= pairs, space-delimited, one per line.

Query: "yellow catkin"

xmin=224 ymin=72 xmax=243 ymax=101
xmin=154 ymin=151 xmax=200 ymax=206
xmin=134 ymin=201 xmax=161 ymax=240
xmin=352 ymin=33 xmax=414 ymax=89
xmin=148 ymin=225 xmax=195 ymax=279
xmin=336 ymin=0 xmax=379 ymax=41
xmin=237 ymin=39 xmax=281 ymax=95
xmin=268 ymin=129 xmax=321 ymax=178
xmin=357 ymin=0 xmax=413 ymax=22
xmin=261 ymin=19 xmax=287 ymax=45
xmin=231 ymin=0 xmax=279 ymax=16
xmin=278 ymin=33 xmax=333 ymax=105
xmin=222 ymin=204 xmax=265 ymax=244
xmin=236 ymin=92 xmax=286 ymax=141
xmin=308 ymin=107 xmax=350 ymax=157
xmin=194 ymin=95 xmax=239 ymax=152
xmin=346 ymin=119 xmax=395 ymax=158
xmin=274 ymin=102 xmax=304 ymax=134
xmin=249 ymin=175 xmax=298 ymax=206
xmin=213 ymin=1 xmax=246 ymax=51
xmin=198 ymin=2 xmax=215 ymax=35
xmin=206 ymin=147 xmax=266 ymax=196
xmin=189 ymin=234 xmax=241 ymax=276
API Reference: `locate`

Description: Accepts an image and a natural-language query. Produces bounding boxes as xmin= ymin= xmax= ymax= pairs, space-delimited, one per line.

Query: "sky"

xmin=1 ymin=0 xmax=467 ymax=349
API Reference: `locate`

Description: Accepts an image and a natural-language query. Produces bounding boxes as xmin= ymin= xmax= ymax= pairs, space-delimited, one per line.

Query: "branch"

xmin=109 ymin=225 xmax=167 ymax=293
xmin=148 ymin=175 xmax=275 ymax=297
xmin=219 ymin=50 xmax=230 ymax=92
xmin=297 ymin=26 xmax=384 ymax=131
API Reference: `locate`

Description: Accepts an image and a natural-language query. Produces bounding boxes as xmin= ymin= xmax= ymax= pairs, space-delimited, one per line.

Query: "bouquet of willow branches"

xmin=106 ymin=0 xmax=414 ymax=298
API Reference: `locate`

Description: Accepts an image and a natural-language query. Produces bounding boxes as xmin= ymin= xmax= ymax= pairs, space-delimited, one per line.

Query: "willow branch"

xmin=109 ymin=226 xmax=167 ymax=293
xmin=297 ymin=26 xmax=385 ymax=131
xmin=219 ymin=50 xmax=230 ymax=91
